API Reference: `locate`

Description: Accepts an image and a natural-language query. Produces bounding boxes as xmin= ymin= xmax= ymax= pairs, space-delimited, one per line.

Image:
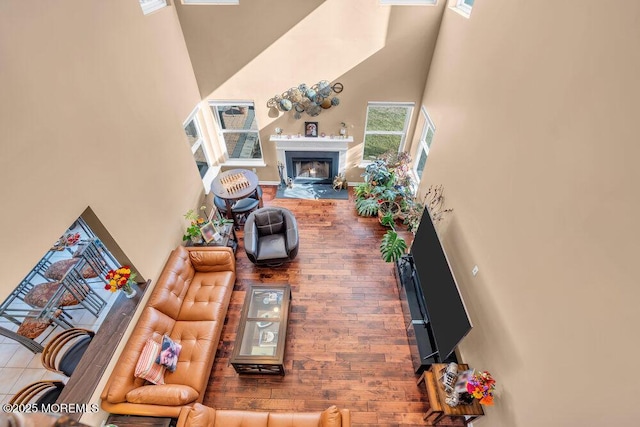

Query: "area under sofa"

xmin=100 ymin=245 xmax=236 ymax=417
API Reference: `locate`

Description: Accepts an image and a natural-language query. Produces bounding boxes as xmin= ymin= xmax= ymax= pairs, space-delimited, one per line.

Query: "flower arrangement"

xmin=104 ymin=266 xmax=137 ymax=293
xmin=183 ymin=207 xmax=207 ymax=242
xmin=466 ymin=370 xmax=496 ymax=406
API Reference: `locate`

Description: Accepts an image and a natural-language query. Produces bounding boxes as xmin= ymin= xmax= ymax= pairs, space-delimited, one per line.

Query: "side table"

xmin=186 ymin=223 xmax=237 ymax=254
xmin=417 ymin=363 xmax=484 ymax=425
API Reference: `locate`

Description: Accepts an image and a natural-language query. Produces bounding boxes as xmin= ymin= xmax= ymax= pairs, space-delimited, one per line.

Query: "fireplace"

xmin=285 ymin=151 xmax=339 ymax=184
xmin=271 ymin=135 xmax=352 ymax=186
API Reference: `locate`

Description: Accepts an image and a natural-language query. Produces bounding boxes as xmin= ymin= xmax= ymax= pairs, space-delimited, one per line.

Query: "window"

xmin=414 ymin=108 xmax=435 ymax=181
xmin=184 ymin=109 xmax=212 ymax=179
xmin=139 ymin=0 xmax=168 ymax=15
xmin=210 ymin=102 xmax=263 ymax=163
xmin=380 ymin=0 xmax=437 ymax=5
xmin=452 ymin=0 xmax=474 ymax=17
xmin=363 ymin=102 xmax=413 ymax=161
xmin=182 ymin=0 xmax=239 ymax=4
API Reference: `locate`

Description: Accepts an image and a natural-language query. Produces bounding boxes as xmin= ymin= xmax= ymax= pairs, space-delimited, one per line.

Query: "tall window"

xmin=139 ymin=0 xmax=167 ymax=15
xmin=453 ymin=0 xmax=474 ymax=16
xmin=363 ymin=102 xmax=413 ymax=161
xmin=210 ymin=102 xmax=263 ymax=162
xmin=414 ymin=108 xmax=435 ymax=181
xmin=184 ymin=109 xmax=211 ymax=179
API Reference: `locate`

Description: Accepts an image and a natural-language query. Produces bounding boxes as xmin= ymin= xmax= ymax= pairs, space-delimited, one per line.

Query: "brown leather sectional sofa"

xmin=100 ymin=246 xmax=235 ymax=417
xmin=177 ymin=403 xmax=351 ymax=427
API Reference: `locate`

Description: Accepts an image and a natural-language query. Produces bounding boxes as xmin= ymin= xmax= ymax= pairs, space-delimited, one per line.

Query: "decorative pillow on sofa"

xmin=254 ymin=210 xmax=285 ymax=236
xmin=135 ymin=338 xmax=165 ymax=385
xmin=320 ymin=405 xmax=342 ymax=427
xmin=156 ymin=335 xmax=182 ymax=373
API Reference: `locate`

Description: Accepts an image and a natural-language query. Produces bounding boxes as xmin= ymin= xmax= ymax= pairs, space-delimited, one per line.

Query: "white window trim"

xmin=361 ymin=101 xmax=414 ymax=166
xmin=413 ymin=107 xmax=435 ymax=181
xmin=139 ymin=0 xmax=168 ymax=15
xmin=380 ymin=0 xmax=437 ymax=5
xmin=209 ymin=101 xmax=265 ymax=165
xmin=182 ymin=0 xmax=239 ymax=4
xmin=450 ymin=0 xmax=473 ymax=18
xmin=184 ymin=107 xmax=216 ymax=190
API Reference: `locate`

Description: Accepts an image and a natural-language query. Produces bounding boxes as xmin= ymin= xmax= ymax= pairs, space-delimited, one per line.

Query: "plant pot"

xmin=377 ymin=201 xmax=402 ymax=224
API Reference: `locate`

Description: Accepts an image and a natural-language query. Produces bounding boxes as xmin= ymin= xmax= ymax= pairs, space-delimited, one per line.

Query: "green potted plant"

xmin=183 ymin=208 xmax=206 ymax=243
xmin=353 ymin=152 xmax=417 ymax=262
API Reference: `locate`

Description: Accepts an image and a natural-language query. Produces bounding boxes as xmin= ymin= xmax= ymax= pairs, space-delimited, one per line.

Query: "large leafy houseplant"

xmin=354 ymin=153 xmax=453 ymax=262
xmin=354 ymin=153 xmax=415 ymax=262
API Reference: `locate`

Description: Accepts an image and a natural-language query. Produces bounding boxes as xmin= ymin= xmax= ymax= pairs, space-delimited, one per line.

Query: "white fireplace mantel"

xmin=270 ymin=135 xmax=353 ymax=178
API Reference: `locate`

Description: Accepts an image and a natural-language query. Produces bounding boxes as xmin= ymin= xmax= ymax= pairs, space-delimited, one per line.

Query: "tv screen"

xmin=410 ymin=209 xmax=472 ymax=361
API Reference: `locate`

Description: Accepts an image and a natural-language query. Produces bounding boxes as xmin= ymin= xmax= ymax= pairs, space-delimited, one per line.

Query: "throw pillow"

xmin=135 ymin=339 xmax=165 ymax=385
xmin=320 ymin=405 xmax=342 ymax=427
xmin=254 ymin=210 xmax=285 ymax=236
xmin=156 ymin=335 xmax=182 ymax=373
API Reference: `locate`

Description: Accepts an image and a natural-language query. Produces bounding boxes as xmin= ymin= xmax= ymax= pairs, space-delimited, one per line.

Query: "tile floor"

xmin=0 ymin=223 xmax=121 ymax=404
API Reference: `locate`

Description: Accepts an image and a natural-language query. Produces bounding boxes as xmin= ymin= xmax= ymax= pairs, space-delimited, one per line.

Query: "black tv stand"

xmin=395 ymin=255 xmax=457 ymax=374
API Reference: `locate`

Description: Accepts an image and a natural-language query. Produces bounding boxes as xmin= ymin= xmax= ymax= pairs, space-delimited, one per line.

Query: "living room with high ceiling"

xmin=1 ymin=1 xmax=639 ymax=427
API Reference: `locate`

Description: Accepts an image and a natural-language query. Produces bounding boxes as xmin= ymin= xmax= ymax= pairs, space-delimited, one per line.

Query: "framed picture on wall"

xmin=305 ymin=122 xmax=318 ymax=137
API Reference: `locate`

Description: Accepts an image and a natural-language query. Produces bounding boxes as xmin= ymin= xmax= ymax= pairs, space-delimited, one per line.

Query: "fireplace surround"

xmin=270 ymin=135 xmax=353 ymax=185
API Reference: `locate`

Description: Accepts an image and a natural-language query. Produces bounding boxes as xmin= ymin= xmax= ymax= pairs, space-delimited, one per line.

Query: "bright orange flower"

xmin=479 ymin=395 xmax=494 ymax=406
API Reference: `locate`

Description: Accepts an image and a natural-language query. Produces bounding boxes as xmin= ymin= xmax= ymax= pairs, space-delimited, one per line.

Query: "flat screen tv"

xmin=410 ymin=209 xmax=472 ymax=362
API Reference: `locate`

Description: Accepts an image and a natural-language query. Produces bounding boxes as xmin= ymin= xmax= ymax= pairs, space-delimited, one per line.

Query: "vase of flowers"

xmin=105 ymin=266 xmax=137 ymax=299
xmin=466 ymin=370 xmax=496 ymax=406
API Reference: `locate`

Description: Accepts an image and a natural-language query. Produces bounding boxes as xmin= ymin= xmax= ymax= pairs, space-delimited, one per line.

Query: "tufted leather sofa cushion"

xmin=101 ymin=246 xmax=235 ymax=418
xmin=176 ymin=404 xmax=351 ymax=427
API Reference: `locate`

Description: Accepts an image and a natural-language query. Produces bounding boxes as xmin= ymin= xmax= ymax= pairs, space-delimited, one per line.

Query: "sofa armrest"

xmin=243 ymin=215 xmax=260 ymax=264
xmin=177 ymin=403 xmax=216 ymax=427
xmin=339 ymin=409 xmax=351 ymax=427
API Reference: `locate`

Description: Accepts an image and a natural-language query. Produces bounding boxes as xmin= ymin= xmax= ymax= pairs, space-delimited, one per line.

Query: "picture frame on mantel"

xmin=305 ymin=122 xmax=318 ymax=137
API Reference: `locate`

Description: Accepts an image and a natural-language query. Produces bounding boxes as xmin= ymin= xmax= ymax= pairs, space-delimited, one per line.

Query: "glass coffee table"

xmin=230 ymin=284 xmax=291 ymax=375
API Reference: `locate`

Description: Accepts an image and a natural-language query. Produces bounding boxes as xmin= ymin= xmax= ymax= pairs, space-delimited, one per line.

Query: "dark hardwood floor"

xmin=205 ymin=186 xmax=461 ymax=427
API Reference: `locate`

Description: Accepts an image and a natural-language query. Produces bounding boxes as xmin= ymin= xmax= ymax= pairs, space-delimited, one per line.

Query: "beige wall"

xmin=175 ymin=0 xmax=444 ymax=182
xmin=0 ymin=1 xmax=203 ymax=300
xmin=420 ymin=1 xmax=640 ymax=425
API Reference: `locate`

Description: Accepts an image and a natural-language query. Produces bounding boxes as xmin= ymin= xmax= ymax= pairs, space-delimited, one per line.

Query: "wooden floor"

xmin=205 ymin=186 xmax=462 ymax=427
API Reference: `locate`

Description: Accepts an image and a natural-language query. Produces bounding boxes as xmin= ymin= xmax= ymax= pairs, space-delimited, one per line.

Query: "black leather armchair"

xmin=244 ymin=207 xmax=299 ymax=266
